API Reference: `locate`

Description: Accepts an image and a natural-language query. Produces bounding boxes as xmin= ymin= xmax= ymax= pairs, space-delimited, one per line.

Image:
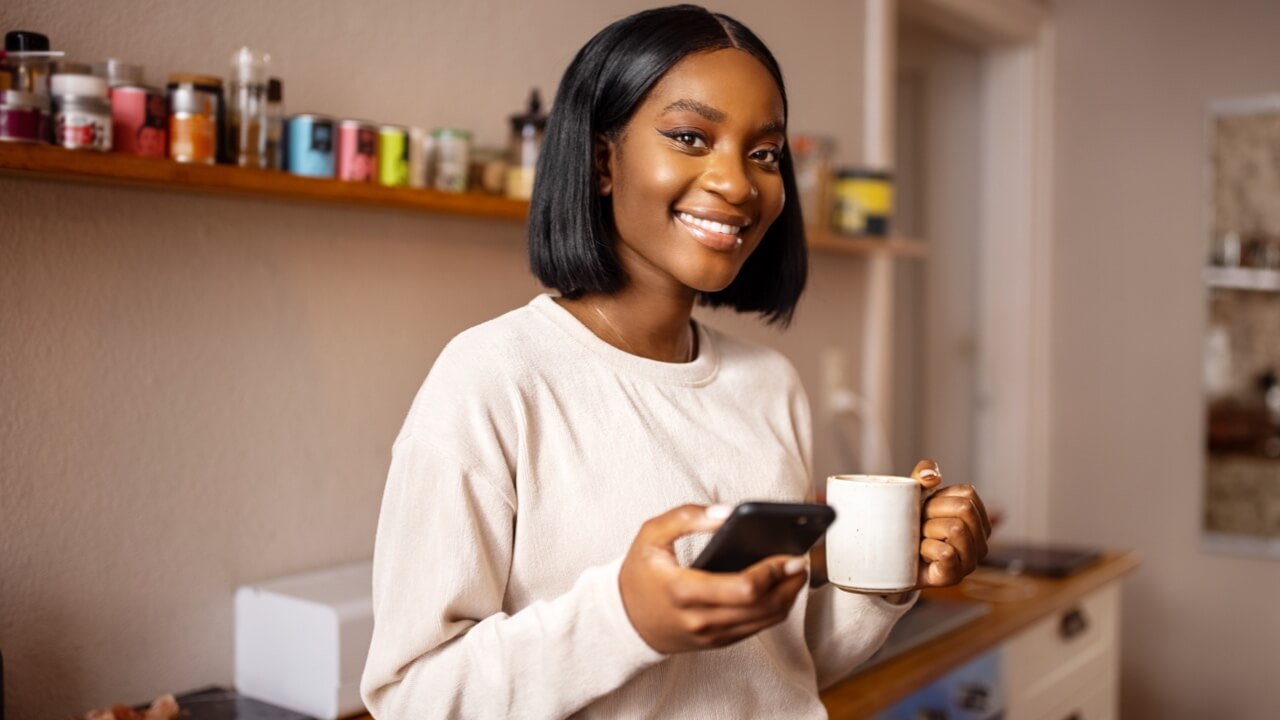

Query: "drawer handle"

xmin=1059 ymin=607 xmax=1089 ymax=640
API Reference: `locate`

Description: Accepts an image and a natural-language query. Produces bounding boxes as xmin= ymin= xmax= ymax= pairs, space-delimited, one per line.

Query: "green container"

xmin=378 ymin=125 xmax=409 ymax=187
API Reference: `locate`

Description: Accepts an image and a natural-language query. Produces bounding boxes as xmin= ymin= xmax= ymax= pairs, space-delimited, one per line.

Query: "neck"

xmin=559 ymin=285 xmax=697 ymax=363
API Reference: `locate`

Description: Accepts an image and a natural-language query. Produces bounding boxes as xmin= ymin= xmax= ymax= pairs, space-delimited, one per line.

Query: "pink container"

xmin=336 ymin=119 xmax=377 ymax=182
xmin=0 ymin=90 xmax=50 ymax=142
xmin=110 ymin=85 xmax=167 ymax=157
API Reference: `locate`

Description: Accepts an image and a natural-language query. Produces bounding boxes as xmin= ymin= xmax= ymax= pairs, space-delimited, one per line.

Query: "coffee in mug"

xmin=825 ymin=474 xmax=922 ymax=593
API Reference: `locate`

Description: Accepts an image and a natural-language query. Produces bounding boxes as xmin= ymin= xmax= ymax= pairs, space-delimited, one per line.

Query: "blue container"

xmin=285 ymin=113 xmax=336 ymax=178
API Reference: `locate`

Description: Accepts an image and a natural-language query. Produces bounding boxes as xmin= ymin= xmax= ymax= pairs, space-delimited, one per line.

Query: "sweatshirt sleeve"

xmin=360 ymin=434 xmax=665 ymax=718
xmin=804 ymin=585 xmax=917 ymax=690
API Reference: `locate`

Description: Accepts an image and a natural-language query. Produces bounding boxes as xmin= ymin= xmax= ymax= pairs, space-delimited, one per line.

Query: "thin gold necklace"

xmin=589 ymin=303 xmax=695 ymax=363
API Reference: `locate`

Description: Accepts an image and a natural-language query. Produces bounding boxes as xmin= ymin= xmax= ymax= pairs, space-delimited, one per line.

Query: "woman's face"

xmin=601 ymin=48 xmax=787 ymax=295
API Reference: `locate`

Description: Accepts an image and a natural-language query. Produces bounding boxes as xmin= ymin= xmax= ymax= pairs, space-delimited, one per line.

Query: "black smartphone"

xmin=691 ymin=502 xmax=836 ymax=573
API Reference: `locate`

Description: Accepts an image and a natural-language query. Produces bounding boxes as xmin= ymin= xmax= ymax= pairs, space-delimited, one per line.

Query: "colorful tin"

xmin=377 ymin=125 xmax=409 ymax=187
xmin=110 ymin=85 xmax=167 ymax=157
xmin=337 ymin=119 xmax=378 ymax=182
xmin=408 ymin=127 xmax=431 ymax=188
xmin=0 ymin=90 xmax=50 ymax=143
xmin=51 ymin=73 xmax=111 ymax=151
xmin=285 ymin=113 xmax=335 ymax=178
xmin=432 ymin=128 xmax=471 ymax=193
xmin=831 ymin=168 xmax=893 ymax=236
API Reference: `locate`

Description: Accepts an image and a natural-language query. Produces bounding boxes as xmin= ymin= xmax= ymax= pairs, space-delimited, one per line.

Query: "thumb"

xmin=911 ymin=459 xmax=942 ymax=491
xmin=638 ymin=503 xmax=732 ymax=550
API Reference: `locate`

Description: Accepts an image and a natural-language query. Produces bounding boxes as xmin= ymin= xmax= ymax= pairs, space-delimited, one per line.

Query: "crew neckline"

xmin=529 ymin=294 xmax=720 ymax=386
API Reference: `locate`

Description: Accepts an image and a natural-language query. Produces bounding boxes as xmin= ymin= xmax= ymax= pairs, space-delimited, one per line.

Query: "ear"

xmin=593 ymin=134 xmax=614 ymax=196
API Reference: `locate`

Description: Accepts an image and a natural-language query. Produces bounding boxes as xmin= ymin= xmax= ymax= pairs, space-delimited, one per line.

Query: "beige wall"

xmin=1050 ymin=0 xmax=1280 ymax=717
xmin=0 ymin=0 xmax=879 ymax=716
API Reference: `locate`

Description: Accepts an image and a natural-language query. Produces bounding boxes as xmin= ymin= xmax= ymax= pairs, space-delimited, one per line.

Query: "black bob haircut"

xmin=528 ymin=4 xmax=807 ymax=326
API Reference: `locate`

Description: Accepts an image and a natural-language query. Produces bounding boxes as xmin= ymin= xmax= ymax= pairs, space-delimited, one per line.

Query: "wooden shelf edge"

xmin=808 ymin=229 xmax=929 ymax=259
xmin=0 ymin=141 xmax=530 ymax=222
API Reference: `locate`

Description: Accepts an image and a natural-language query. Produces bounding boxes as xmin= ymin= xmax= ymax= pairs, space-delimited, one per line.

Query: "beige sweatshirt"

xmin=361 ymin=294 xmax=913 ymax=719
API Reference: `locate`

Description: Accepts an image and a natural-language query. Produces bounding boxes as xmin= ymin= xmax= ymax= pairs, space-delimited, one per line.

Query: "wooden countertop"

xmin=350 ymin=551 xmax=1138 ymax=720
xmin=820 ymin=550 xmax=1140 ymax=718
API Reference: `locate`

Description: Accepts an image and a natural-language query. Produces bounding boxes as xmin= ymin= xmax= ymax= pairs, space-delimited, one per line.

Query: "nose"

xmin=700 ymin=151 xmax=758 ymax=205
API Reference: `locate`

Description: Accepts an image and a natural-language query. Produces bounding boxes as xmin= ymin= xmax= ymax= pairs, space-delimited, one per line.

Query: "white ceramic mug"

xmin=825 ymin=474 xmax=923 ymax=593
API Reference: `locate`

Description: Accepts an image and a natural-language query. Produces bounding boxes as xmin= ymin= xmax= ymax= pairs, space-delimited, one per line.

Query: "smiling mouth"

xmin=675 ymin=211 xmax=744 ymax=236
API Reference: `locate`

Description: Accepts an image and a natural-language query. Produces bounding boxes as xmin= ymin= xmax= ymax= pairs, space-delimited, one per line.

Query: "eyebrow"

xmin=661 ymin=98 xmax=786 ymax=136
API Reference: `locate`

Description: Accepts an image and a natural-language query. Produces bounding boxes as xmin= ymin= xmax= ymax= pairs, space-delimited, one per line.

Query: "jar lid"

xmin=50 ymin=73 xmax=108 ymax=97
xmin=835 ymin=167 xmax=892 ymax=180
xmin=49 ymin=60 xmax=92 ymax=76
xmin=509 ymin=88 xmax=547 ymax=132
xmin=167 ymin=72 xmax=223 ymax=89
xmin=432 ymin=128 xmax=472 ymax=139
xmin=229 ymin=47 xmax=270 ymax=84
xmin=5 ymin=30 xmax=50 ymax=53
xmin=93 ymin=58 xmax=144 ymax=87
xmin=1 ymin=89 xmax=51 ymax=110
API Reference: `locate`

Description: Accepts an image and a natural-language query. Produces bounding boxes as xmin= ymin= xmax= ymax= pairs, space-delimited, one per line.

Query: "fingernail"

xmin=784 ymin=557 xmax=808 ymax=575
xmin=705 ymin=504 xmax=733 ymax=520
xmin=919 ymin=467 xmax=940 ymax=480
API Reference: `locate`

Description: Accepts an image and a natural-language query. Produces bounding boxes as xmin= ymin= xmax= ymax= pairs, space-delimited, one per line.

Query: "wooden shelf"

xmin=808 ymin=229 xmax=928 ymax=259
xmin=1 ymin=143 xmax=928 ymax=259
xmin=0 ymin=141 xmax=529 ymax=221
xmin=1204 ymin=265 xmax=1280 ymax=292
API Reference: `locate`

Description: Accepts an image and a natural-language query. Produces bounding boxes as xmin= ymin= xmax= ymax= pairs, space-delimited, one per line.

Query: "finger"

xmin=911 ymin=459 xmax=942 ymax=491
xmin=929 ymin=484 xmax=992 ymax=539
xmin=691 ymin=572 xmax=809 ymax=643
xmin=669 ymin=554 xmax=805 ymax=608
xmin=638 ymin=504 xmax=732 ymax=553
xmin=918 ymin=538 xmax=964 ymax=587
xmin=922 ymin=517 xmax=979 ymax=574
xmin=923 ymin=494 xmax=989 ymax=560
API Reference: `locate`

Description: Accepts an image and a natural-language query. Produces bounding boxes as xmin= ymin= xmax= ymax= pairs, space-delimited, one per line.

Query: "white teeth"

xmin=677 ymin=212 xmax=742 ymax=236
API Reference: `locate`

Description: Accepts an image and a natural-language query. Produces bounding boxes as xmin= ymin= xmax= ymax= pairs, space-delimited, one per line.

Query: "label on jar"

xmin=56 ymin=109 xmax=112 ymax=151
xmin=170 ymin=112 xmax=217 ymax=164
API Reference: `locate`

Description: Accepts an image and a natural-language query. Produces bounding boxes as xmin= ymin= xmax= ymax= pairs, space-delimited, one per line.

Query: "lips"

xmin=675 ymin=210 xmax=751 ymax=252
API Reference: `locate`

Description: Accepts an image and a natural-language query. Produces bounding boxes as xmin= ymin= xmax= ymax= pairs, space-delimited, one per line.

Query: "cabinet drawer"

xmin=1008 ymin=674 xmax=1118 ymax=720
xmin=1005 ymin=583 xmax=1121 ymax=705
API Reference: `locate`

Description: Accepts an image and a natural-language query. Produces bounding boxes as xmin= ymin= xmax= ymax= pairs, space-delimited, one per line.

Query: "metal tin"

xmin=284 ymin=113 xmax=335 ymax=178
xmin=377 ymin=125 xmax=409 ymax=187
xmin=0 ymin=90 xmax=50 ymax=143
xmin=167 ymin=74 xmax=225 ymax=164
xmin=408 ymin=127 xmax=431 ymax=188
xmin=831 ymin=169 xmax=893 ymax=236
xmin=167 ymin=77 xmax=221 ymax=164
xmin=432 ymin=128 xmax=471 ymax=193
xmin=337 ymin=119 xmax=378 ymax=182
xmin=110 ymin=85 xmax=167 ymax=157
xmin=52 ymin=74 xmax=111 ymax=151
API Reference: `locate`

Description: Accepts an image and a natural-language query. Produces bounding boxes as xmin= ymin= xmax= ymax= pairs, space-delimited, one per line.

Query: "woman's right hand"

xmin=618 ymin=504 xmax=810 ymax=654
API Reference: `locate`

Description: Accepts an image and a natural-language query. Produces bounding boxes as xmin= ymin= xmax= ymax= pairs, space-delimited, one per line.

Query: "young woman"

xmin=361 ymin=5 xmax=990 ymax=718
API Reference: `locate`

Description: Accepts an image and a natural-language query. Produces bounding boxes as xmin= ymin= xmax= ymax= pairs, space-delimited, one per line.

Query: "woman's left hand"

xmin=912 ymin=459 xmax=992 ymax=588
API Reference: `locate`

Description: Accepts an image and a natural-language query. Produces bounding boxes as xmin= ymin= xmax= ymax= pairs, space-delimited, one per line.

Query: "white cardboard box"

xmin=235 ymin=561 xmax=374 ymax=719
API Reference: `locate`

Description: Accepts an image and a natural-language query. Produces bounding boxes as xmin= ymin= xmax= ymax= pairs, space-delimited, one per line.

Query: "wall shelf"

xmin=1204 ymin=265 xmax=1280 ymax=292
xmin=0 ymin=142 xmax=529 ymax=221
xmin=1 ymin=143 xmax=928 ymax=259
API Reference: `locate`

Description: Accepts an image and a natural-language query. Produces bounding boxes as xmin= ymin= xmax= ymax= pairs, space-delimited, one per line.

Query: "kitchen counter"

xmin=821 ymin=550 xmax=1140 ymax=718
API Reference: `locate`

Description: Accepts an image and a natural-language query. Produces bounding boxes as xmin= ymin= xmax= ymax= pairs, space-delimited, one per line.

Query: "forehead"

xmin=640 ymin=48 xmax=785 ymax=123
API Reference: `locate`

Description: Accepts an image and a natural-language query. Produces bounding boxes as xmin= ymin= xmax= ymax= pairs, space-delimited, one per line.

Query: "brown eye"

xmin=661 ymin=130 xmax=708 ymax=148
xmin=752 ymin=148 xmax=780 ymax=166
